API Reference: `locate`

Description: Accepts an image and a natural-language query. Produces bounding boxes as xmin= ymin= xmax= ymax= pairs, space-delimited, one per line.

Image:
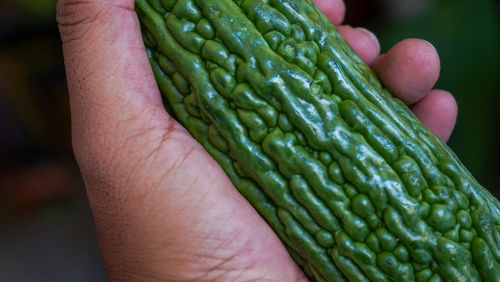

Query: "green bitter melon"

xmin=135 ymin=0 xmax=500 ymax=280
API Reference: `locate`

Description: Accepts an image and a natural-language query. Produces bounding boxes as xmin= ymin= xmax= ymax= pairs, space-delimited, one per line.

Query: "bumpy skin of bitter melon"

xmin=135 ymin=0 xmax=500 ymax=280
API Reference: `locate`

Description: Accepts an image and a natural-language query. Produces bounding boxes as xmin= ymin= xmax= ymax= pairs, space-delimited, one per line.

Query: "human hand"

xmin=56 ymin=0 xmax=457 ymax=280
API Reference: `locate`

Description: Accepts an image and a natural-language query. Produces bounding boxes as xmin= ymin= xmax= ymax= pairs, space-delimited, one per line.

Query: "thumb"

xmin=57 ymin=0 xmax=173 ymax=188
xmin=57 ymin=0 xmax=164 ymax=113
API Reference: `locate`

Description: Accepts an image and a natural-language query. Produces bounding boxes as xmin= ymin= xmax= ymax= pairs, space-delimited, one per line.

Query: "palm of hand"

xmin=57 ymin=0 xmax=457 ymax=280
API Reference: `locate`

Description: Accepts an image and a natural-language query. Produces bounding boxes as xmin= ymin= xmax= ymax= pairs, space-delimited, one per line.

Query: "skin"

xmin=56 ymin=0 xmax=458 ymax=280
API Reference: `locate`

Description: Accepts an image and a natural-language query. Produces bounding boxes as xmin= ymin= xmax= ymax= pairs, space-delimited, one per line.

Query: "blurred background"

xmin=0 ymin=0 xmax=498 ymax=280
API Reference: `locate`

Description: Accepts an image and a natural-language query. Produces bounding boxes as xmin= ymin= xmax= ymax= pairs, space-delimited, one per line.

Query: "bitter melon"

xmin=135 ymin=0 xmax=500 ymax=280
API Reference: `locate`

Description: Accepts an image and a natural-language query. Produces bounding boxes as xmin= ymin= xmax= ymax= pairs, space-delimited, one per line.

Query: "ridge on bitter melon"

xmin=135 ymin=0 xmax=500 ymax=280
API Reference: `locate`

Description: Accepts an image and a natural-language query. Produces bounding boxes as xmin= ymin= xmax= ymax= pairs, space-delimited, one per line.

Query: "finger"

xmin=411 ymin=90 xmax=457 ymax=142
xmin=372 ymin=39 xmax=441 ymax=105
xmin=337 ymin=25 xmax=380 ymax=65
xmin=313 ymin=0 xmax=345 ymax=25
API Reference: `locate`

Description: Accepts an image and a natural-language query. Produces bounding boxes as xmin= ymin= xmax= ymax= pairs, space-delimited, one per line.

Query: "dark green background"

xmin=0 ymin=0 xmax=498 ymax=280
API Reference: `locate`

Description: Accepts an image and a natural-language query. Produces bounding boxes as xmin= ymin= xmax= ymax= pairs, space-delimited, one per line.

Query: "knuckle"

xmin=56 ymin=0 xmax=134 ymax=45
xmin=56 ymin=0 xmax=104 ymax=44
xmin=56 ymin=0 xmax=98 ymax=28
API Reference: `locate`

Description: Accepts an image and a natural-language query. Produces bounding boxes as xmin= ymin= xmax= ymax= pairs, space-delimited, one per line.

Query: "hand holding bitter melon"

xmin=57 ymin=0 xmax=499 ymax=280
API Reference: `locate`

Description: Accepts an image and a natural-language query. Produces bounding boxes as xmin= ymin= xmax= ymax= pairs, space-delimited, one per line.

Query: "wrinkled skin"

xmin=56 ymin=0 xmax=457 ymax=280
